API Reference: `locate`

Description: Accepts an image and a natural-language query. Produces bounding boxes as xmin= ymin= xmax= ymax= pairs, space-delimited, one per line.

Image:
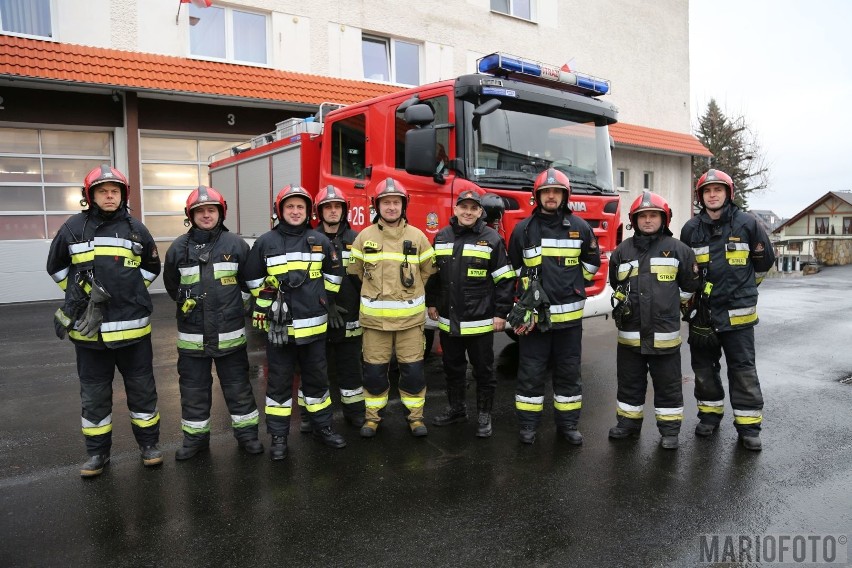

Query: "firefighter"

xmin=426 ymin=181 xmax=515 ymax=437
xmin=347 ymin=177 xmax=437 ymax=438
xmin=299 ymin=184 xmax=366 ymax=430
xmin=608 ymin=191 xmax=700 ymax=449
xmin=507 ymin=168 xmax=600 ymax=445
xmin=680 ymin=169 xmax=775 ymax=451
xmin=163 ymin=186 xmax=263 ymax=460
xmin=245 ymin=184 xmax=346 ymax=460
xmin=47 ymin=165 xmax=163 ymax=477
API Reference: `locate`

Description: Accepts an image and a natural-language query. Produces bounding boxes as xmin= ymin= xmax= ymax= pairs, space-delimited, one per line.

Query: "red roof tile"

xmin=610 ymin=122 xmax=712 ymax=157
xmin=0 ymin=35 xmax=401 ymax=105
xmin=0 ymin=36 xmax=712 ymax=157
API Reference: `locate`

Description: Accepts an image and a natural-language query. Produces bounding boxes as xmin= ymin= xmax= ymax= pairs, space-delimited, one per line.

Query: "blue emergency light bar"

xmin=477 ymin=52 xmax=610 ymax=97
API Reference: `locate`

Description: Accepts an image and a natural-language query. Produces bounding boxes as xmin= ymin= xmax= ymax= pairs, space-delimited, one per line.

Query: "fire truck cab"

xmin=209 ymin=52 xmax=623 ymax=319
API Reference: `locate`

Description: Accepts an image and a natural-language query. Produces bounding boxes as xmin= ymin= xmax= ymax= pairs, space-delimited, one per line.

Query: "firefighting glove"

xmin=54 ymin=278 xmax=89 ymax=339
xmin=76 ymin=278 xmax=112 ymax=338
xmin=252 ymin=277 xmax=279 ymax=332
xmin=688 ymin=322 xmax=719 ymax=348
xmin=325 ymin=298 xmax=348 ymax=330
xmin=267 ymin=289 xmax=290 ymax=346
xmin=531 ymin=282 xmax=552 ymax=333
xmin=507 ymin=282 xmax=541 ymax=334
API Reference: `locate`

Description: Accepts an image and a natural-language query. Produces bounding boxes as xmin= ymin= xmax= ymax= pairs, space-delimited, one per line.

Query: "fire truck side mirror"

xmin=403 ymin=104 xmax=435 ymax=126
xmin=405 ymin=127 xmax=437 ymax=177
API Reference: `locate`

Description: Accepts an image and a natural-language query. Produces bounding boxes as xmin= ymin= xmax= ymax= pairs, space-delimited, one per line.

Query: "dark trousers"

xmin=439 ymin=331 xmax=495 ymax=399
xmin=515 ymin=326 xmax=583 ymax=429
xmin=327 ymin=338 xmax=365 ymax=418
xmin=178 ymin=349 xmax=258 ymax=445
xmin=690 ymin=326 xmax=764 ymax=435
xmin=76 ymin=337 xmax=159 ymax=455
xmin=616 ymin=344 xmax=683 ymax=435
xmin=266 ymin=339 xmax=332 ymax=435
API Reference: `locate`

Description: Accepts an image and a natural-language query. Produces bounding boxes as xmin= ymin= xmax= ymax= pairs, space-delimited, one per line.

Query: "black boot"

xmin=313 ymin=426 xmax=347 ymax=449
xmin=560 ymin=426 xmax=584 ymax=445
xmin=175 ymin=440 xmax=210 ymax=461
xmin=140 ymin=445 xmax=163 ymax=466
xmin=519 ymin=425 xmax=536 ymax=444
xmin=80 ymin=454 xmax=110 ymax=478
xmin=432 ymin=385 xmax=467 ymax=426
xmin=342 ymin=403 xmax=366 ymax=429
xmin=239 ymin=438 xmax=264 ymax=454
xmin=299 ymin=413 xmax=312 ymax=434
xmin=739 ymin=432 xmax=762 ymax=451
xmin=476 ymin=392 xmax=493 ymax=438
xmin=269 ymin=435 xmax=288 ymax=460
xmin=609 ymin=416 xmax=642 ymax=439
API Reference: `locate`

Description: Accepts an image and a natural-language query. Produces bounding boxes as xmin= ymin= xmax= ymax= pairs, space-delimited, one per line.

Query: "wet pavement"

xmin=1 ymin=266 xmax=851 ymax=567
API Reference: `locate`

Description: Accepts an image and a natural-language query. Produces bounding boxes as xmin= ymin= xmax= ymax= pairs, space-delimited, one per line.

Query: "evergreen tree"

xmin=693 ymin=99 xmax=769 ymax=210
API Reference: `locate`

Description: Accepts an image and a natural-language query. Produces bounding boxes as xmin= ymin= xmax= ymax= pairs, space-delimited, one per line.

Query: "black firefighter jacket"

xmin=46 ymin=207 xmax=160 ymax=349
xmin=508 ymin=208 xmax=601 ymax=328
xmin=320 ymin=221 xmax=362 ymax=342
xmin=163 ymin=225 xmax=251 ymax=357
xmin=609 ymin=230 xmax=700 ymax=354
xmin=244 ymin=221 xmax=343 ymax=345
xmin=426 ymin=216 xmax=516 ymax=336
xmin=680 ymin=204 xmax=776 ymax=333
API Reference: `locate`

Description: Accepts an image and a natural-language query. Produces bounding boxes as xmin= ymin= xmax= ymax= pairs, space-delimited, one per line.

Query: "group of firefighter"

xmin=47 ymin=163 xmax=775 ymax=477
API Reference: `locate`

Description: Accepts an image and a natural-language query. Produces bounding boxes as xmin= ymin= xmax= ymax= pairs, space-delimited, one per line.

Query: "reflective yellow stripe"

xmin=265 ymin=396 xmax=292 ymax=417
xmin=131 ymin=412 xmax=160 ymax=428
xmin=734 ymin=415 xmax=762 ymax=425
xmin=82 ymin=424 xmax=112 ymax=436
xmin=617 ymin=408 xmax=643 ymax=419
xmin=698 ymin=405 xmax=724 ymax=415
xmin=729 ymin=307 xmax=758 ymax=326
xmin=101 ymin=323 xmax=152 ymax=343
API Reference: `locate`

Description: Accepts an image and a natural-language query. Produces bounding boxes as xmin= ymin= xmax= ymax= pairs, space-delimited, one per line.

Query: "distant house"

xmin=772 ymin=191 xmax=852 ymax=271
xmin=749 ymin=209 xmax=785 ymax=234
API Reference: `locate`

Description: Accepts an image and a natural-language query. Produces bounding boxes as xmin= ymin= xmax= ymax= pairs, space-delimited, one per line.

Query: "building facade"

xmin=773 ymin=191 xmax=852 ymax=271
xmin=0 ymin=0 xmax=709 ymax=303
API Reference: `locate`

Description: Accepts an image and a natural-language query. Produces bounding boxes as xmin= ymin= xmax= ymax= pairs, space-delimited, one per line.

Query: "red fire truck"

xmin=209 ymin=52 xmax=623 ymax=319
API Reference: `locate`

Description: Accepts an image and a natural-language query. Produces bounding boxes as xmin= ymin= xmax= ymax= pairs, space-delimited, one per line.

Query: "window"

xmin=843 ymin=217 xmax=851 ymax=235
xmin=616 ymin=169 xmax=627 ymax=191
xmin=189 ymin=4 xmax=267 ymax=65
xmin=140 ymin=136 xmax=239 ymax=238
xmin=643 ymin=171 xmax=653 ymax=190
xmin=0 ymin=0 xmax=51 ymax=38
xmin=362 ymin=35 xmax=420 ymax=86
xmin=330 ymin=114 xmax=366 ymax=180
xmin=490 ymin=0 xmax=533 ymax=20
xmin=0 ymin=128 xmax=112 ymax=240
xmin=814 ymin=217 xmax=829 ymax=235
xmin=394 ymin=96 xmax=450 ymax=173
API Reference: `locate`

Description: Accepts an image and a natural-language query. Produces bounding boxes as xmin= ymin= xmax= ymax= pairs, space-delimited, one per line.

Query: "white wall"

xmin=52 ymin=0 xmax=691 ymax=134
xmin=613 ymin=148 xmax=694 ymax=236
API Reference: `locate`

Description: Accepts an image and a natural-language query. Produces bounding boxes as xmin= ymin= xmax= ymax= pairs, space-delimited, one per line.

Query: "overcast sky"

xmin=689 ymin=0 xmax=852 ymax=218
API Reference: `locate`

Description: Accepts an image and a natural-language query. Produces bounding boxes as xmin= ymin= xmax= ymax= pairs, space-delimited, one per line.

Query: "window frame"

xmin=188 ymin=4 xmax=270 ymax=66
xmin=490 ymin=0 xmax=536 ymax=21
xmin=643 ymin=171 xmax=653 ymax=191
xmin=361 ymin=33 xmax=422 ymax=86
xmin=0 ymin=0 xmax=54 ymax=39
xmin=814 ymin=217 xmax=829 ymax=235
xmin=842 ymin=217 xmax=851 ymax=235
xmin=616 ymin=168 xmax=628 ymax=191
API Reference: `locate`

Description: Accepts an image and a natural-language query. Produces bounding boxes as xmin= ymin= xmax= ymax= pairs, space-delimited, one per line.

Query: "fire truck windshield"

xmin=462 ymin=98 xmax=615 ymax=195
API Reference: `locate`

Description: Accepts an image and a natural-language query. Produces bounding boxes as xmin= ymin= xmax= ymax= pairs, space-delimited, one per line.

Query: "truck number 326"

xmin=348 ymin=206 xmax=366 ymax=227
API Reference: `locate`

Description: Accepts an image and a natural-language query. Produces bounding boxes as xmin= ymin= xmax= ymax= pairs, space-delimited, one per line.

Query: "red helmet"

xmin=185 ymin=185 xmax=227 ymax=221
xmin=83 ymin=164 xmax=129 ymax=207
xmin=274 ymin=184 xmax=313 ymax=221
xmin=371 ymin=177 xmax=409 ymax=209
xmin=695 ymin=168 xmax=734 ymax=205
xmin=532 ymin=168 xmax=571 ymax=206
xmin=453 ymin=179 xmax=484 ymax=206
xmin=629 ymin=190 xmax=671 ymax=228
xmin=315 ymin=184 xmax=348 ymax=220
